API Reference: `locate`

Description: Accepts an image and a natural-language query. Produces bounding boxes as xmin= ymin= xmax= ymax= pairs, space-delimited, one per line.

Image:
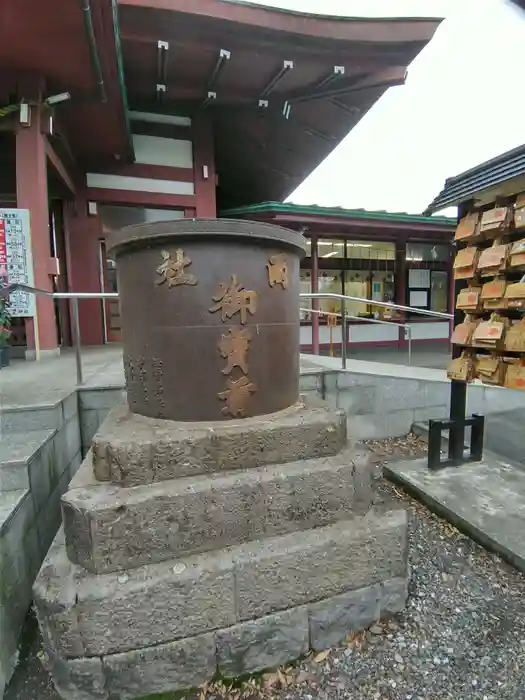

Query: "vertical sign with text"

xmin=0 ymin=218 xmax=7 ymax=287
xmin=0 ymin=209 xmax=35 ymax=317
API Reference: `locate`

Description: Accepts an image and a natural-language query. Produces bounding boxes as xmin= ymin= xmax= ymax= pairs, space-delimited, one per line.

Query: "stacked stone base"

xmin=34 ymin=396 xmax=409 ymax=700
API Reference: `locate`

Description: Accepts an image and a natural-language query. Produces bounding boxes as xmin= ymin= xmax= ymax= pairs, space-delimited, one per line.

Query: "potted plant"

xmin=0 ymin=298 xmax=12 ymax=368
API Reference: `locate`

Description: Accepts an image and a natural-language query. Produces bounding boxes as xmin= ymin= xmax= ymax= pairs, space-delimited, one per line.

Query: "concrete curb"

xmin=384 ymin=456 xmax=525 ymax=573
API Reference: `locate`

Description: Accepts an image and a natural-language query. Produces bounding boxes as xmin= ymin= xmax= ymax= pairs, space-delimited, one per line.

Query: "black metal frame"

xmin=427 ymin=411 xmax=485 ymax=470
xmin=427 ymin=200 xmax=485 ymax=469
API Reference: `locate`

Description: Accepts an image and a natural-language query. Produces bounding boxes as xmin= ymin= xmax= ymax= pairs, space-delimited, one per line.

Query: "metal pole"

xmin=341 ymin=298 xmax=347 ymax=369
xmin=70 ymin=298 xmax=84 ymax=386
xmin=406 ymin=325 xmax=412 ymax=366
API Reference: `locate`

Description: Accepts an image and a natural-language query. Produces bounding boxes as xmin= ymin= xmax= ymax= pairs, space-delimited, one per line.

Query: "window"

xmin=318 ymin=271 xmax=342 ymax=315
xmin=318 ymin=239 xmax=344 ymax=260
xmin=344 ymin=271 xmax=369 ymax=316
xmin=99 ymin=205 xmax=185 ymax=234
xmin=299 ymin=237 xmax=399 ymax=319
xmin=406 ymin=242 xmax=448 ymax=263
xmin=430 ymin=270 xmax=448 ymax=313
xmin=346 ymin=241 xmax=395 ymax=261
xmin=343 ymin=270 xmax=396 ymax=317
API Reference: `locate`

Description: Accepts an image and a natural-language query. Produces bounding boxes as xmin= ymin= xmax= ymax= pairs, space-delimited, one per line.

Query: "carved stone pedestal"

xmin=35 ymin=397 xmax=408 ymax=700
xmin=33 ymin=220 xmax=409 ymax=699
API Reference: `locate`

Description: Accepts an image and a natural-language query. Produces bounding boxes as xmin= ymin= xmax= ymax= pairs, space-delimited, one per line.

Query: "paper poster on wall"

xmin=0 ymin=209 xmax=35 ymax=317
xmin=409 ymin=290 xmax=428 ymax=307
xmin=408 ymin=269 xmax=430 ymax=289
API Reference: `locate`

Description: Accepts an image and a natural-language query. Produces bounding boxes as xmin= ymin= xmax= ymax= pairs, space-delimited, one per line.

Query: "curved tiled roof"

xmin=425 ymin=144 xmax=525 ymax=214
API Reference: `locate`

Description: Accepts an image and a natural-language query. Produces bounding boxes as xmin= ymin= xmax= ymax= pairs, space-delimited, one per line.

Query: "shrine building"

xmin=0 ymin=0 xmax=453 ymax=358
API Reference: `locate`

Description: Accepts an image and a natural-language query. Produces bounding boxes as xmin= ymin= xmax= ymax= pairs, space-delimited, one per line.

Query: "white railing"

xmin=1 ymin=284 xmax=452 ymax=380
xmin=300 ymin=291 xmax=452 ymax=369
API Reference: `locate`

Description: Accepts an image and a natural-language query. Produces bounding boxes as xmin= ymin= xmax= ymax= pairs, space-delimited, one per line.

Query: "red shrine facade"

xmin=0 ymin=0 xmax=444 ymax=357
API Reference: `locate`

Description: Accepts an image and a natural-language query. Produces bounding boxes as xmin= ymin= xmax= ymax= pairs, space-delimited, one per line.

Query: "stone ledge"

xmin=34 ymin=508 xmax=407 ymax=658
xmin=62 ymin=447 xmax=372 ymax=574
xmin=40 ymin=575 xmax=408 ymax=700
xmin=91 ymin=394 xmax=347 ymax=486
xmin=0 ymin=429 xmax=56 ymax=492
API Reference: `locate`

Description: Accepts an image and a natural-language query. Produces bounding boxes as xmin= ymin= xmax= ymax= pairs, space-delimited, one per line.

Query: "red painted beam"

xmin=86 ymin=187 xmax=195 ymax=208
xmin=95 ymin=163 xmax=194 ymax=182
xmin=46 ymin=140 xmax=76 ymax=196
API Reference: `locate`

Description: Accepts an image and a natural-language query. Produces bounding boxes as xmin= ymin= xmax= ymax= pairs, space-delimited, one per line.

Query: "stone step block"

xmin=103 ymin=632 xmax=216 ymax=700
xmin=0 ymin=462 xmax=28 ymax=492
xmin=216 ymin=608 xmax=309 ymax=679
xmin=91 ymin=393 xmax=346 ymax=486
xmin=62 ymin=447 xmax=372 ymax=574
xmin=34 ymin=508 xmax=407 ymax=659
xmin=0 ymin=430 xmax=56 ymax=492
xmin=39 ymin=576 xmax=407 ymax=700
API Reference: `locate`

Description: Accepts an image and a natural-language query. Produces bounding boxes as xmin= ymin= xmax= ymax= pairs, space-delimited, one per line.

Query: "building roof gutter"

xmin=80 ymin=0 xmax=134 ymax=160
xmin=81 ymin=0 xmax=108 ymax=103
xmin=111 ymin=0 xmax=134 ymax=161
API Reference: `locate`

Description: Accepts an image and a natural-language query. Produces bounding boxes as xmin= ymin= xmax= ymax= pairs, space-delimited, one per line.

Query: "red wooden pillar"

xmin=311 ymin=235 xmax=320 ymax=355
xmin=192 ymin=114 xmax=217 ymax=217
xmin=16 ymin=100 xmax=58 ymax=356
xmin=51 ymin=201 xmax=72 ymax=347
xmin=63 ymin=195 xmax=105 ymax=345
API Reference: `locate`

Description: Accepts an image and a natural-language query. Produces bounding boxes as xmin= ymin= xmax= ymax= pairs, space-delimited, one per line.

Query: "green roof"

xmin=221 ymin=201 xmax=456 ymax=227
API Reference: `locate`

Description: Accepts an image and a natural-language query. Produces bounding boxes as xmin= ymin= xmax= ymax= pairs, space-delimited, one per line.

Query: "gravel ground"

xmin=5 ymin=435 xmax=525 ymax=700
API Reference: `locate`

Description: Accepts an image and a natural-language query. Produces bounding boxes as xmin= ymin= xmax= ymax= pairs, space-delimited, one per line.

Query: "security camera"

xmin=45 ymin=92 xmax=71 ymax=106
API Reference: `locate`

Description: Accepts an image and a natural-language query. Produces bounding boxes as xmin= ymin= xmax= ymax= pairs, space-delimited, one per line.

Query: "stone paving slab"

xmin=384 ymin=454 xmax=525 ymax=571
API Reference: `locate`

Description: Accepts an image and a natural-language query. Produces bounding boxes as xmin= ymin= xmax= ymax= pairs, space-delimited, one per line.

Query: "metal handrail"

xmin=0 ymin=283 xmax=119 ymax=300
xmin=0 ymin=283 xmax=118 ymax=382
xmin=300 ymin=306 xmax=413 ymax=366
xmin=1 ymin=283 xmax=451 ymax=378
xmin=300 ymin=292 xmax=453 ymax=320
xmin=300 ymin=291 xmax=451 ymax=368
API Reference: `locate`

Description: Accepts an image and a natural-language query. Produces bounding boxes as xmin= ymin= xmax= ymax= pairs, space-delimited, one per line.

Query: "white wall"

xmin=300 ymin=321 xmax=450 ymax=346
xmin=407 ymin=322 xmax=449 ymax=340
xmin=86 ymin=173 xmax=194 ymax=196
xmin=132 ymin=134 xmax=193 ymax=169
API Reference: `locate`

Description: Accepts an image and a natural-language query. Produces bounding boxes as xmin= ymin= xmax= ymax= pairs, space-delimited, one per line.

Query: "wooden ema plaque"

xmin=451 ymin=198 xmax=525 ymax=391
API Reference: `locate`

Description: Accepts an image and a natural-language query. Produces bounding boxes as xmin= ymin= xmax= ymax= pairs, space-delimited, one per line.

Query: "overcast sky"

xmin=245 ymin=0 xmax=525 ymax=216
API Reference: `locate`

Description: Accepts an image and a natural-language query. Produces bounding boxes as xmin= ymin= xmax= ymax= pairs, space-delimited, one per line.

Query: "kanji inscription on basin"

xmin=108 ymin=219 xmax=307 ymax=421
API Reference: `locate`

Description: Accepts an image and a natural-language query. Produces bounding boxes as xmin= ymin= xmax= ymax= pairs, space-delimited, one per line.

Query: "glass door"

xmin=430 ymin=270 xmax=449 ymax=314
